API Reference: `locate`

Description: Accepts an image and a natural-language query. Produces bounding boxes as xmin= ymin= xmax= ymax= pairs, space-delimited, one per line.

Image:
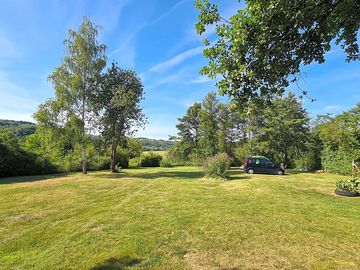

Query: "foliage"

xmin=129 ymin=157 xmax=141 ymax=168
xmin=316 ymin=103 xmax=360 ymax=174
xmin=245 ymin=92 xmax=311 ymax=167
xmin=42 ymin=17 xmax=106 ymax=174
xmin=336 ymin=179 xmax=359 ymax=193
xmin=200 ymin=92 xmax=219 ymax=157
xmin=195 ymin=0 xmax=360 ymax=104
xmin=176 ymin=102 xmax=202 ymax=159
xmin=160 ymin=159 xmax=173 ymax=168
xmin=0 ymin=128 xmax=56 ymax=177
xmin=140 ymin=152 xmax=163 ymax=167
xmin=97 ymin=62 xmax=145 ymax=172
xmin=203 ymin=152 xmax=231 ymax=179
xmin=173 ymin=92 xmax=311 ymax=168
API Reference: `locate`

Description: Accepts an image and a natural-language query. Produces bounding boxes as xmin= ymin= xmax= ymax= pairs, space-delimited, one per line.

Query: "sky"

xmin=0 ymin=0 xmax=359 ymax=139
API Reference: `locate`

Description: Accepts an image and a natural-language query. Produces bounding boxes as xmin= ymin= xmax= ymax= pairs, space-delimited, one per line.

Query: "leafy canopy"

xmin=195 ymin=0 xmax=360 ymax=104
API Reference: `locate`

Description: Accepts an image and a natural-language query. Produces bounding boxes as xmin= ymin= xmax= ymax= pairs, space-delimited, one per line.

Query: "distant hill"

xmin=137 ymin=137 xmax=175 ymax=151
xmin=0 ymin=119 xmax=175 ymax=150
xmin=0 ymin=119 xmax=36 ymax=138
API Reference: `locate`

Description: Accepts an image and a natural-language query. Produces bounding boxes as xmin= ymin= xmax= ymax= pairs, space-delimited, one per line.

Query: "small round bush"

xmin=140 ymin=152 xmax=163 ymax=167
xmin=336 ymin=179 xmax=359 ymax=193
xmin=160 ymin=159 xmax=173 ymax=168
xmin=203 ymin=152 xmax=231 ymax=180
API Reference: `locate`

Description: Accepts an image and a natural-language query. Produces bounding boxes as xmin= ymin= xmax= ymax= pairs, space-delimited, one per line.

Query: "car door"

xmin=254 ymin=158 xmax=265 ymax=173
xmin=262 ymin=159 xmax=276 ymax=174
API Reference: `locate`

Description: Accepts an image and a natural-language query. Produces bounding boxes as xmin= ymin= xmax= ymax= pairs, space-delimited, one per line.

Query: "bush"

xmin=203 ymin=152 xmax=231 ymax=180
xmin=336 ymin=179 xmax=359 ymax=193
xmin=322 ymin=148 xmax=353 ymax=175
xmin=129 ymin=157 xmax=141 ymax=168
xmin=140 ymin=152 xmax=163 ymax=167
xmin=160 ymin=159 xmax=173 ymax=168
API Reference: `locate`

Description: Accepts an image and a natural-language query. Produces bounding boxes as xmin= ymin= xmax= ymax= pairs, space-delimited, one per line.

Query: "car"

xmin=243 ymin=156 xmax=285 ymax=175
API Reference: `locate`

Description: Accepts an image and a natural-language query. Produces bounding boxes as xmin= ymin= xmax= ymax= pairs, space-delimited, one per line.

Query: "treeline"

xmin=170 ymin=92 xmax=359 ymax=174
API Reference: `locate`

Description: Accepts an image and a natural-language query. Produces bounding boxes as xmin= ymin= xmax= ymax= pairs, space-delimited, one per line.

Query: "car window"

xmin=261 ymin=159 xmax=273 ymax=166
xmin=255 ymin=159 xmax=261 ymax=165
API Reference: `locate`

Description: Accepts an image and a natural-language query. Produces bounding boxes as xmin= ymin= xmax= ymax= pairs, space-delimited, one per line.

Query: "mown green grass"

xmin=0 ymin=167 xmax=359 ymax=269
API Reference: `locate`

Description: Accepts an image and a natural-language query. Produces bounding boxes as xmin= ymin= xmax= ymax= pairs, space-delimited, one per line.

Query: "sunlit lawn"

xmin=0 ymin=167 xmax=359 ymax=269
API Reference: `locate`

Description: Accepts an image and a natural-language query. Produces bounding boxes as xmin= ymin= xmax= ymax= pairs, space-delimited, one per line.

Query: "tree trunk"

xmin=110 ymin=139 xmax=118 ymax=172
xmin=82 ymin=141 xmax=87 ymax=174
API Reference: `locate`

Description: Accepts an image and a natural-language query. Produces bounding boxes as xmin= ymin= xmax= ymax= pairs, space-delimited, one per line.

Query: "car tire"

xmin=277 ymin=170 xmax=284 ymax=175
xmin=247 ymin=169 xmax=254 ymax=174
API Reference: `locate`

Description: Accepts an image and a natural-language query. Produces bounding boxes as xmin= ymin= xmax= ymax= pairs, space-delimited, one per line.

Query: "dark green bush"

xmin=203 ymin=152 xmax=231 ymax=179
xmin=0 ymin=143 xmax=56 ymax=177
xmin=322 ymin=148 xmax=353 ymax=175
xmin=140 ymin=152 xmax=163 ymax=167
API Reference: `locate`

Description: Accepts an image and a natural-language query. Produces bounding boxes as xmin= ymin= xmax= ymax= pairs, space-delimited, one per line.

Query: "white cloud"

xmin=150 ymin=0 xmax=190 ymax=26
xmin=149 ymin=46 xmax=203 ymax=73
xmin=150 ymin=69 xmax=187 ymax=87
xmin=324 ymin=105 xmax=341 ymax=110
xmin=188 ymin=76 xmax=213 ymax=84
xmin=110 ymin=0 xmax=190 ymax=68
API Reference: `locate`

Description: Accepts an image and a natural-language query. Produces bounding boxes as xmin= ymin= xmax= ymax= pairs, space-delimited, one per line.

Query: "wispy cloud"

xmin=188 ymin=76 xmax=213 ymax=84
xmin=149 ymin=46 xmax=203 ymax=73
xmin=150 ymin=0 xmax=190 ymax=26
xmin=324 ymin=105 xmax=341 ymax=111
xmin=0 ymin=71 xmax=38 ymax=121
xmin=0 ymin=34 xmax=21 ymax=67
xmin=110 ymin=0 xmax=190 ymax=67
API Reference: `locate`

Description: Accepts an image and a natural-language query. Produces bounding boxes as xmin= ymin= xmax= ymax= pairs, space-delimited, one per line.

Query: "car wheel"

xmin=277 ymin=170 xmax=284 ymax=175
xmin=248 ymin=169 xmax=254 ymax=174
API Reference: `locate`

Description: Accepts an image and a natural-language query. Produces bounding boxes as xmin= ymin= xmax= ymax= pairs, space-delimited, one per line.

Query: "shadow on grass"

xmin=98 ymin=170 xmax=205 ymax=180
xmin=90 ymin=256 xmax=141 ymax=270
xmin=0 ymin=172 xmax=71 ymax=185
xmin=228 ymin=168 xmax=250 ymax=181
xmin=96 ymin=167 xmax=251 ymax=181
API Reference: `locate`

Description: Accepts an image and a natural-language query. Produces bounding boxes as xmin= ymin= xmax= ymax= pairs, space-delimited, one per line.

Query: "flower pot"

xmin=335 ymin=188 xmax=359 ymax=197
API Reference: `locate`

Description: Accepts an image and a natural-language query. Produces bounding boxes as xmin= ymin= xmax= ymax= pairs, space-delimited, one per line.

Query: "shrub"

xmin=203 ymin=152 xmax=231 ymax=180
xmin=129 ymin=157 xmax=141 ymax=168
xmin=160 ymin=159 xmax=173 ymax=168
xmin=322 ymin=148 xmax=353 ymax=175
xmin=140 ymin=152 xmax=163 ymax=167
xmin=336 ymin=179 xmax=359 ymax=193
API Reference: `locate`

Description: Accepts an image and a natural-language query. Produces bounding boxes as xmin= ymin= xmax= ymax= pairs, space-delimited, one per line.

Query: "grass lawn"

xmin=0 ymin=167 xmax=359 ymax=269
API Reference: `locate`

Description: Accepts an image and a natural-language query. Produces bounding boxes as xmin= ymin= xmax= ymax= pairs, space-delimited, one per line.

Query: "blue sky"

xmin=0 ymin=0 xmax=359 ymax=139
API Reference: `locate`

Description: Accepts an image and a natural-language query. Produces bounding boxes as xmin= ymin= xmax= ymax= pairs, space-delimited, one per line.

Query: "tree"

xmin=261 ymin=93 xmax=310 ymax=166
xmin=316 ymin=103 xmax=360 ymax=174
xmin=195 ymin=0 xmax=360 ymax=104
xmin=98 ymin=62 xmax=145 ymax=172
xmin=176 ymin=102 xmax=202 ymax=159
xmin=47 ymin=17 xmax=106 ymax=174
xmin=217 ymin=103 xmax=236 ymax=156
xmin=200 ymin=92 xmax=219 ymax=157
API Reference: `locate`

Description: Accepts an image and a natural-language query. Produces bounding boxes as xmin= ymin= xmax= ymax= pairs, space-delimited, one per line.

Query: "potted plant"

xmin=335 ymin=179 xmax=359 ymax=197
